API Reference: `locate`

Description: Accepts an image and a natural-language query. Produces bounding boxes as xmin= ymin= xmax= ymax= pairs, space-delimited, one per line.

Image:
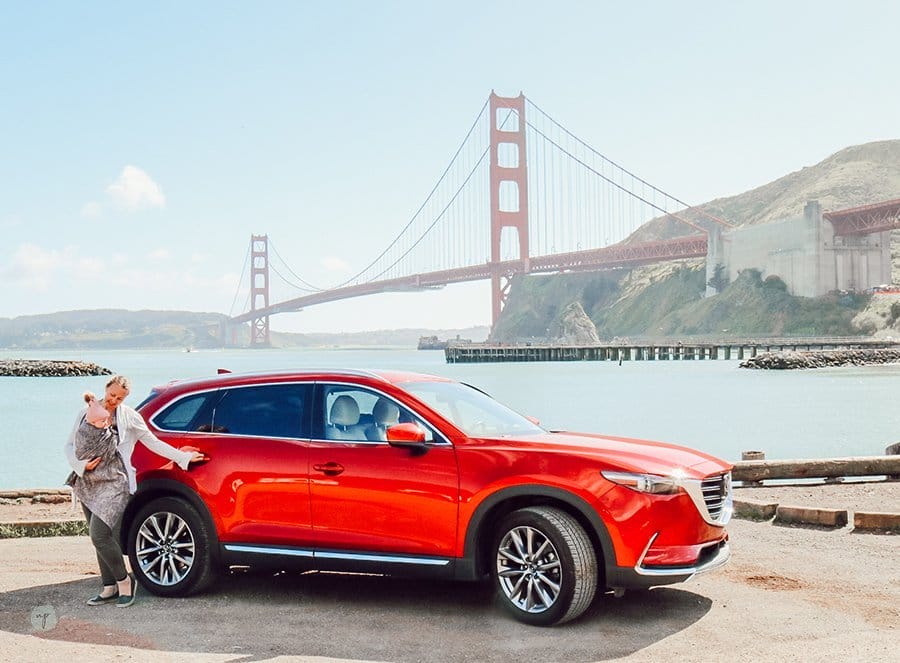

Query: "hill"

xmin=493 ymin=140 xmax=900 ymax=341
xmin=0 ymin=309 xmax=489 ymax=349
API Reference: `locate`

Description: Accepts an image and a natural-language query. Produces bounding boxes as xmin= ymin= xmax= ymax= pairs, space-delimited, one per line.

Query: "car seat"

xmin=366 ymin=398 xmax=400 ymax=441
xmin=326 ymin=395 xmax=366 ymax=440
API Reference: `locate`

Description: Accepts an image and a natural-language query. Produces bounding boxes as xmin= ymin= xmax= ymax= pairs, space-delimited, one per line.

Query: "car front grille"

xmin=701 ymin=473 xmax=731 ymax=523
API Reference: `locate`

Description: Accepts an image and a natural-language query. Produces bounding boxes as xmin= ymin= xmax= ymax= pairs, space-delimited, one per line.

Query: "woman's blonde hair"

xmin=106 ymin=375 xmax=132 ymax=392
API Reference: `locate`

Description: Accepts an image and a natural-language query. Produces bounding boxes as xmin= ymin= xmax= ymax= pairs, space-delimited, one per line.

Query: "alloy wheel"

xmin=496 ymin=524 xmax=563 ymax=613
xmin=135 ymin=510 xmax=196 ymax=587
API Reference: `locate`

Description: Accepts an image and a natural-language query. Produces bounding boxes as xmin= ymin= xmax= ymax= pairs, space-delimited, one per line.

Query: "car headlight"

xmin=601 ymin=470 xmax=683 ymax=495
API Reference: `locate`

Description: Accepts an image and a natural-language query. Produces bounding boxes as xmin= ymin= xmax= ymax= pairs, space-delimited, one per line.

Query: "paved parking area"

xmin=0 ymin=518 xmax=897 ymax=662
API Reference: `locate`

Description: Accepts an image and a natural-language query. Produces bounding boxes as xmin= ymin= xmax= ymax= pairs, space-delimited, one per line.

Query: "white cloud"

xmin=80 ymin=201 xmax=102 ymax=218
xmin=76 ymin=256 xmax=106 ymax=276
xmin=0 ymin=243 xmax=75 ymax=291
xmin=106 ymin=165 xmax=166 ymax=211
xmin=321 ymin=256 xmax=350 ymax=271
xmin=0 ymin=242 xmax=244 ymax=316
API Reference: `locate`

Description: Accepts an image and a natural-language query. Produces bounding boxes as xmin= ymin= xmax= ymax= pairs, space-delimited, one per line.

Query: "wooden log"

xmin=733 ymin=456 xmax=900 ymax=482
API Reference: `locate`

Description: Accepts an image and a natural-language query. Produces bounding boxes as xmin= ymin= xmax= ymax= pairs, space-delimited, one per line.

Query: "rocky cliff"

xmin=494 ymin=140 xmax=900 ymax=341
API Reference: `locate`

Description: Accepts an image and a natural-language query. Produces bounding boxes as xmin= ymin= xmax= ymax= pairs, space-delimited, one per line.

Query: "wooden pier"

xmin=444 ymin=337 xmax=900 ymax=363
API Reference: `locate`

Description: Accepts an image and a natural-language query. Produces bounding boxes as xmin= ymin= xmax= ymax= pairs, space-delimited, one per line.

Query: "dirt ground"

xmin=0 ymin=483 xmax=897 ymax=662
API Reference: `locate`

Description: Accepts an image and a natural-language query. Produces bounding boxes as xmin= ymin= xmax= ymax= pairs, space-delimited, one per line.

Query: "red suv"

xmin=124 ymin=369 xmax=732 ymax=626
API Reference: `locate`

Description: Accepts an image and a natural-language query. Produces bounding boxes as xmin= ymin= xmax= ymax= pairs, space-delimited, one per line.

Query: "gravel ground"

xmin=0 ymin=518 xmax=896 ymax=662
xmin=0 ymin=483 xmax=897 ymax=662
xmin=734 ymin=479 xmax=900 ymax=513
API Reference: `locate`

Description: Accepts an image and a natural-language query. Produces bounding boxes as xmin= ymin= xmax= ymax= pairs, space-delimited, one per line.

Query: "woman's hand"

xmin=84 ymin=457 xmax=102 ymax=471
xmin=180 ymin=445 xmax=209 ymax=464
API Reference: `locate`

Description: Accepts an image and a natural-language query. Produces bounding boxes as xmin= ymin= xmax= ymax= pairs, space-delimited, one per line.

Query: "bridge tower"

xmin=489 ymin=92 xmax=530 ymax=325
xmin=249 ymin=234 xmax=271 ymax=347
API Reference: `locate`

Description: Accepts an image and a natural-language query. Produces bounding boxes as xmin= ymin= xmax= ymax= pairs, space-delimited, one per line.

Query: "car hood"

xmin=474 ymin=430 xmax=731 ymax=478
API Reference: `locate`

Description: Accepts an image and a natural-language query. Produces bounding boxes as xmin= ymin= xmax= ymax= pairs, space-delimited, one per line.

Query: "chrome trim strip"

xmin=634 ymin=541 xmax=731 ymax=578
xmin=682 ymin=473 xmax=733 ymax=526
xmin=635 ymin=531 xmax=659 ymax=569
xmin=224 ymin=544 xmax=314 ymax=558
xmin=223 ymin=544 xmax=450 ymax=567
xmin=316 ymin=551 xmax=450 ymax=566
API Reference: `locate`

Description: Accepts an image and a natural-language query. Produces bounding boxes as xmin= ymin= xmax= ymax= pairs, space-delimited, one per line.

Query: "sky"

xmin=2 ymin=1 xmax=899 ymax=333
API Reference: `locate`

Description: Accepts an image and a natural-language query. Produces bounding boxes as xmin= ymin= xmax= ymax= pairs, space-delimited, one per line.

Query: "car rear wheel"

xmin=127 ymin=496 xmax=216 ymax=597
xmin=492 ymin=506 xmax=597 ymax=625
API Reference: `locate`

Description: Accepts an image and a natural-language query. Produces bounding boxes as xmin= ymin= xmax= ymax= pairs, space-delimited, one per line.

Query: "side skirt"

xmin=220 ymin=543 xmax=459 ymax=579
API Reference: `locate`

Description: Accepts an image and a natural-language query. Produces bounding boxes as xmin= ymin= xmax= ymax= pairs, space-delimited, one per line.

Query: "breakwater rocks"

xmin=740 ymin=348 xmax=900 ymax=370
xmin=0 ymin=359 xmax=112 ymax=377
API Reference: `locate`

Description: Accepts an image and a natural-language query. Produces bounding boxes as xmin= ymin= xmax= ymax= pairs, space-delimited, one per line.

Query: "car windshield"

xmin=404 ymin=380 xmax=544 ymax=438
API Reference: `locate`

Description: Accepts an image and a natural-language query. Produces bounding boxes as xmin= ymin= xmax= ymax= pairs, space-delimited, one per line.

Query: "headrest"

xmin=330 ymin=395 xmax=360 ymax=426
xmin=373 ymin=398 xmax=400 ymax=427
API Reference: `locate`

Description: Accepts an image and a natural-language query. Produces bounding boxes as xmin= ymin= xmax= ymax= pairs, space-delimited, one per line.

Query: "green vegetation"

xmin=654 ymin=269 xmax=869 ymax=336
xmin=0 ymin=520 xmax=87 ymax=539
xmin=495 ymin=266 xmax=871 ymax=340
xmin=0 ymin=310 xmax=227 ymax=349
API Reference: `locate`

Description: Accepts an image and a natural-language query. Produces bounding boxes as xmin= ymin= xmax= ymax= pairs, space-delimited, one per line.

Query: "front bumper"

xmin=606 ymin=535 xmax=731 ymax=589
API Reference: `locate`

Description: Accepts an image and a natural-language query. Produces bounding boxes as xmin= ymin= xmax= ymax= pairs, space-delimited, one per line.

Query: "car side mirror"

xmin=386 ymin=422 xmax=428 ymax=453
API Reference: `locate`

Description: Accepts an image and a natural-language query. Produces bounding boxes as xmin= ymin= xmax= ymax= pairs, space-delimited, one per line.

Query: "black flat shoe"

xmin=86 ymin=591 xmax=118 ymax=606
xmin=116 ymin=576 xmax=136 ymax=608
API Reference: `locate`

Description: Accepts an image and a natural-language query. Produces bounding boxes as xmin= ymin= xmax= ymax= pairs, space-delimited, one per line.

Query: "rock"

xmin=551 ymin=302 xmax=600 ymax=344
xmin=740 ymin=348 xmax=900 ymax=369
xmin=0 ymin=359 xmax=112 ymax=377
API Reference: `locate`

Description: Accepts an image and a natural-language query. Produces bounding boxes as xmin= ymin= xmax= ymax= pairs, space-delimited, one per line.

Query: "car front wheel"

xmin=492 ymin=506 xmax=597 ymax=625
xmin=127 ymin=496 xmax=216 ymax=597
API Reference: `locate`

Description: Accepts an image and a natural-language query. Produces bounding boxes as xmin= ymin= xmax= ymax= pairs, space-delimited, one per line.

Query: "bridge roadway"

xmin=229 ymin=235 xmax=707 ymax=324
xmin=444 ymin=336 xmax=900 ymax=363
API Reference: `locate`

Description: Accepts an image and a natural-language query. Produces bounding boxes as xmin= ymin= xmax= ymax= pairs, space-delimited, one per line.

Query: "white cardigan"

xmin=65 ymin=402 xmax=193 ymax=494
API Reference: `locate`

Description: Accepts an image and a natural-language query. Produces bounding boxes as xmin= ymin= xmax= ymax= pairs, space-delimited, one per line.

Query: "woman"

xmin=65 ymin=375 xmax=205 ymax=608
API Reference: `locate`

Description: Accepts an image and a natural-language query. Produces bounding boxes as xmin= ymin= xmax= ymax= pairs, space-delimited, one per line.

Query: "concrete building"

xmin=706 ymin=201 xmax=892 ymax=297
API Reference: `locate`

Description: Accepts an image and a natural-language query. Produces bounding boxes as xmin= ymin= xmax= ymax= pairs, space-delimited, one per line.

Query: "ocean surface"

xmin=1 ymin=347 xmax=898 ymax=489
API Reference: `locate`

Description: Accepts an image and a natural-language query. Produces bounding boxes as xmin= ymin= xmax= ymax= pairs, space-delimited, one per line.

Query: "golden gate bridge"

xmin=226 ymin=92 xmax=900 ymax=346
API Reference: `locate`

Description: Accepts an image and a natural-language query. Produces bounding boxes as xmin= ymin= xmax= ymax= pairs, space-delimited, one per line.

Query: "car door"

xmin=151 ymin=382 xmax=314 ymax=547
xmin=308 ymin=383 xmax=459 ymax=557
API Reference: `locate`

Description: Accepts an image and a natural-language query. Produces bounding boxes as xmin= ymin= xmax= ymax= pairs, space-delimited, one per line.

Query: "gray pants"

xmin=81 ymin=504 xmax=127 ymax=586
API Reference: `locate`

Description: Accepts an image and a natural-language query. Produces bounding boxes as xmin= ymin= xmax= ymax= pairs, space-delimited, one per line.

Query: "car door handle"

xmin=313 ymin=462 xmax=344 ymax=476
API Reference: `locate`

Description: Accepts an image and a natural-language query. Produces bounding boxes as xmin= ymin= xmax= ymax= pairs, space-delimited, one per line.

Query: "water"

xmin=2 ymin=347 xmax=898 ymax=489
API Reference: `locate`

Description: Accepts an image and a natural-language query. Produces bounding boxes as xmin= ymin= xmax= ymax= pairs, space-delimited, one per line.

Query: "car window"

xmin=320 ymin=384 xmax=434 ymax=442
xmin=404 ymin=380 xmax=543 ymax=437
xmin=211 ymin=383 xmax=311 ymax=438
xmin=153 ymin=392 xmax=217 ymax=432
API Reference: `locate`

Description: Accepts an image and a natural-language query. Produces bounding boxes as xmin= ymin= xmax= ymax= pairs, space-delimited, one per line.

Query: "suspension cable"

xmin=526 ymin=98 xmax=732 ymax=227
xmin=527 ymin=122 xmax=707 ymax=234
xmin=268 ymin=239 xmax=325 ymax=292
xmin=228 ymin=243 xmax=251 ymax=317
xmin=334 ymin=96 xmax=491 ymax=287
xmin=367 ymin=145 xmax=492 ymax=282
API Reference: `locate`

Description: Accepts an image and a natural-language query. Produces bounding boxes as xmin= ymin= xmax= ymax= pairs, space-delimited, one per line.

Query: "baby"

xmin=72 ymin=392 xmax=129 ymax=529
xmin=74 ymin=393 xmax=123 ymax=485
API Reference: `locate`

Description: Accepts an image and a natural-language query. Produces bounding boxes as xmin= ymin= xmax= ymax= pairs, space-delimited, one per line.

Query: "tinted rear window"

xmin=212 ymin=383 xmax=311 ymax=438
xmin=154 ymin=392 xmax=218 ymax=432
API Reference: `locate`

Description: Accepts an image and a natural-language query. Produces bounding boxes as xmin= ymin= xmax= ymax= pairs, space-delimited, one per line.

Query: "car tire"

xmin=127 ymin=496 xmax=217 ymax=597
xmin=492 ymin=506 xmax=597 ymax=626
